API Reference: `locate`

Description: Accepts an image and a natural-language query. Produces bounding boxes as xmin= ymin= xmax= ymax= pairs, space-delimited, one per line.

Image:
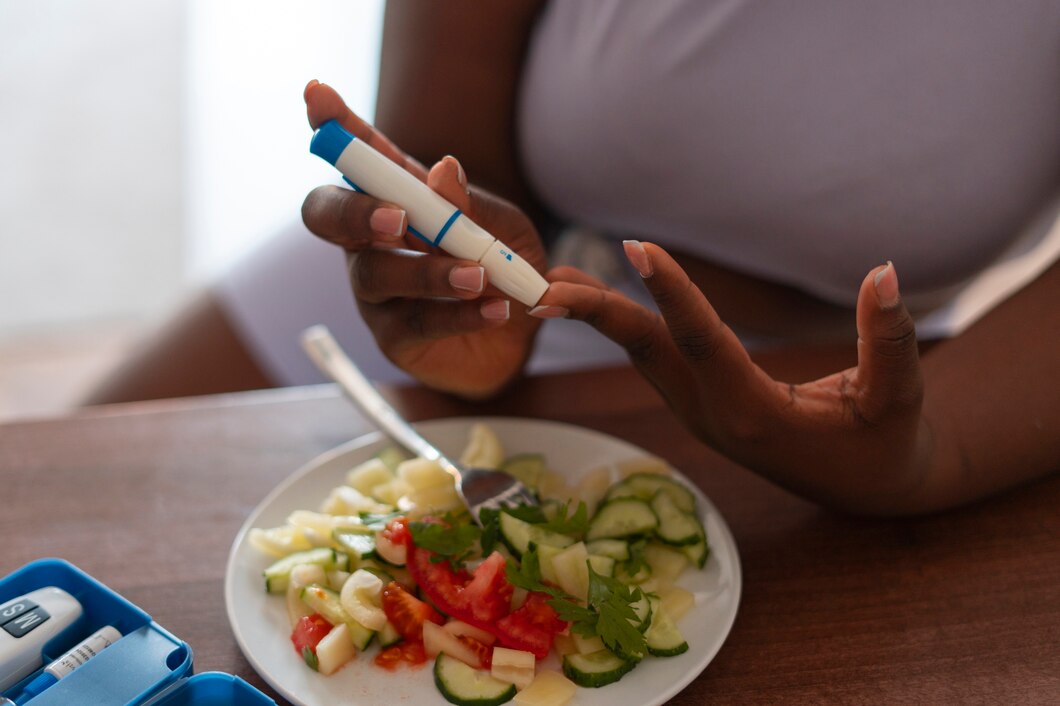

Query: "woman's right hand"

xmin=301 ymin=81 xmax=548 ymax=398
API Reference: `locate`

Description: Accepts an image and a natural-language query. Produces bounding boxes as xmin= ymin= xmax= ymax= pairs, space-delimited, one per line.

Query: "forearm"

xmin=376 ymin=0 xmax=545 ymax=213
xmin=915 ymin=260 xmax=1060 ymax=511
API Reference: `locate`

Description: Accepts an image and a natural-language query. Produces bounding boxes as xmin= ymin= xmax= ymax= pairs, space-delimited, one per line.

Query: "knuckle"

xmin=653 ymin=276 xmax=699 ymax=313
xmin=715 ymin=408 xmax=769 ymax=447
xmin=874 ymin=315 xmax=918 ymax=360
xmin=338 ymin=191 xmax=370 ymax=237
xmin=403 ymin=300 xmax=428 ymax=338
xmin=670 ymin=326 xmax=721 ymax=363
xmin=349 ymin=252 xmax=380 ymax=300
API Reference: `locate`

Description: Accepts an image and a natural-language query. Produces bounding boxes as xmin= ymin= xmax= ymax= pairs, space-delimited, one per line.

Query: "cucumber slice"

xmin=606 ymin=473 xmax=697 ymax=514
xmin=300 ymin=584 xmax=375 ymax=650
xmin=378 ymin=620 xmax=403 ymax=648
xmin=332 ymin=528 xmax=377 ymax=560
xmin=264 ymin=548 xmax=349 ymax=593
xmin=498 ymin=511 xmax=575 ymax=557
xmin=587 ymin=554 xmax=616 ymax=578
xmin=644 ymin=596 xmax=688 ymax=657
xmin=562 ymin=649 xmax=636 ymax=688
xmin=682 ymin=539 xmax=710 ymax=569
xmin=500 ymin=453 xmax=546 ymax=490
xmin=434 ymin=653 xmax=516 ymax=706
xmin=586 ymin=498 xmax=658 ymax=541
xmin=585 ymin=539 xmax=630 ymax=561
xmin=650 ymin=492 xmax=705 ymax=547
xmin=300 ymin=584 xmax=349 ymax=627
xmin=347 ymin=619 xmax=375 ymax=651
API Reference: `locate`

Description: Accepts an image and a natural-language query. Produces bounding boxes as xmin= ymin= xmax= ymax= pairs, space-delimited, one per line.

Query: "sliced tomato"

xmin=374 ymin=640 xmax=428 ymax=671
xmin=381 ymin=581 xmax=444 ymax=642
xmin=407 ymin=547 xmax=513 ymax=629
xmin=494 ymin=592 xmax=567 ymax=660
xmin=380 ymin=516 xmax=411 ymax=546
xmin=457 ymin=634 xmax=494 ymax=669
xmin=290 ymin=613 xmax=332 ymax=670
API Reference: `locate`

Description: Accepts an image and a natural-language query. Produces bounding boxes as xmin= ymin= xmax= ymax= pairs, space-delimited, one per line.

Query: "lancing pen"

xmin=12 ymin=626 xmax=121 ymax=704
xmin=310 ymin=119 xmax=550 ymax=308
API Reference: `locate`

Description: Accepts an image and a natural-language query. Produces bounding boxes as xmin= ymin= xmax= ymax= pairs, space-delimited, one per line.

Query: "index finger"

xmin=535 ymin=271 xmax=693 ymax=396
xmin=305 ymin=80 xmax=429 ymax=182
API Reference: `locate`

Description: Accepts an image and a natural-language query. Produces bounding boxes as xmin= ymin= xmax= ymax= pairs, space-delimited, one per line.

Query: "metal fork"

xmin=300 ymin=325 xmax=538 ymax=525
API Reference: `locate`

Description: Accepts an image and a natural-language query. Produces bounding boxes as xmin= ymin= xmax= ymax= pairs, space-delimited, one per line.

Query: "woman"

xmin=90 ymin=1 xmax=1060 ymax=515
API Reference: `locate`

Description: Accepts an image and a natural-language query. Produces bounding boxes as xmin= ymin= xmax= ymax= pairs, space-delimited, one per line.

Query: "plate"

xmin=225 ymin=417 xmax=741 ymax=705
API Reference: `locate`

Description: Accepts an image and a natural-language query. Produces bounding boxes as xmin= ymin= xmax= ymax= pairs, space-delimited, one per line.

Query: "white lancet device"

xmin=0 ymin=587 xmax=82 ymax=692
xmin=310 ymin=119 xmax=550 ymax=308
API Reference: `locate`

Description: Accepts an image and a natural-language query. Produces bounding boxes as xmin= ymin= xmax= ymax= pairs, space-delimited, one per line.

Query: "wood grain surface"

xmin=2 ymin=353 xmax=1058 ymax=704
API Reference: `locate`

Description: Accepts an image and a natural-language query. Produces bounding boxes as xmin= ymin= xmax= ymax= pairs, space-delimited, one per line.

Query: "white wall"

xmin=0 ymin=0 xmax=187 ymax=333
xmin=0 ymin=0 xmax=384 ymax=337
xmin=185 ymin=0 xmax=384 ymax=281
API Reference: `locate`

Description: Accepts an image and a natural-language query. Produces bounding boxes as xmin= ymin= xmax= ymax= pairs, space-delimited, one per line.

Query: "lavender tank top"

xmin=517 ymin=0 xmax=1060 ymax=305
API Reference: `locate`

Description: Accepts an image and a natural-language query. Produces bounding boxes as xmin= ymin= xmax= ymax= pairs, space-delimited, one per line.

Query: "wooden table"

xmin=2 ymin=355 xmax=1059 ymax=704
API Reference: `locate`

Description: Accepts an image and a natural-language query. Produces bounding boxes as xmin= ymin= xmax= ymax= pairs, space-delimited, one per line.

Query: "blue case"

xmin=0 ymin=559 xmax=275 ymax=705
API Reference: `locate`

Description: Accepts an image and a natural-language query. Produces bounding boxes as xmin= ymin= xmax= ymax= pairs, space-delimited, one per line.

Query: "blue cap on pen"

xmin=310 ymin=119 xmax=354 ymax=165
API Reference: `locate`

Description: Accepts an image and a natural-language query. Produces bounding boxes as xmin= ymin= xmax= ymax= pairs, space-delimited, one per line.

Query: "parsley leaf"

xmin=478 ymin=508 xmax=500 ymax=556
xmin=537 ymin=501 xmax=589 ymax=537
xmin=505 ymin=546 xmax=569 ymax=599
xmin=585 ymin=565 xmax=647 ymax=658
xmin=409 ymin=517 xmax=481 ymax=565
xmin=504 ymin=504 xmax=548 ymax=524
xmin=621 ymin=538 xmax=649 ymax=580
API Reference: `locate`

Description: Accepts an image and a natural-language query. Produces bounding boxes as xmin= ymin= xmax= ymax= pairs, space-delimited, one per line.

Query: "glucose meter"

xmin=0 ymin=587 xmax=82 ymax=692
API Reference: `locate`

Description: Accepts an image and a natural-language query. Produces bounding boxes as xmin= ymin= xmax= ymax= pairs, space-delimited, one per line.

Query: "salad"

xmin=248 ymin=423 xmax=709 ymax=706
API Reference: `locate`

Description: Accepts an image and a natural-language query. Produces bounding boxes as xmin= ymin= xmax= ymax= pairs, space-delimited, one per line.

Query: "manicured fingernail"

xmin=450 ymin=266 xmax=485 ymax=293
xmin=623 ymin=240 xmax=653 ymax=278
xmin=528 ymin=305 xmax=569 ymax=319
xmin=874 ymin=261 xmax=900 ymax=309
xmin=444 ymin=155 xmax=467 ymax=188
xmin=480 ymin=299 xmax=510 ymax=321
xmin=370 ymin=208 xmax=406 ymax=238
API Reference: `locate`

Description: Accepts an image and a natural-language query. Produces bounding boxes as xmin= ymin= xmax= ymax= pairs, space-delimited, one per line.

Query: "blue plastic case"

xmin=0 ymin=559 xmax=275 ymax=705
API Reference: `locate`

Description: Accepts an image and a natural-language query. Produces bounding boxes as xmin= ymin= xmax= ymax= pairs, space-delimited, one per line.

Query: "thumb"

xmin=854 ymin=261 xmax=923 ymax=422
xmin=427 ymin=155 xmax=472 ymax=212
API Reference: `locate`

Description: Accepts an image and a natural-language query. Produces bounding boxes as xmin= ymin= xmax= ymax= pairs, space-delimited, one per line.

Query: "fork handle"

xmin=300 ymin=325 xmax=464 ymax=487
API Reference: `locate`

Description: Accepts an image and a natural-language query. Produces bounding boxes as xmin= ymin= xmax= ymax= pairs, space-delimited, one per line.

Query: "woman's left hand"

xmin=536 ymin=241 xmax=937 ymax=515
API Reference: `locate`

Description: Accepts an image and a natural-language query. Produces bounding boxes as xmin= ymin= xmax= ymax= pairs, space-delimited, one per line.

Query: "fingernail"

xmin=623 ymin=240 xmax=653 ymax=278
xmin=480 ymin=299 xmax=510 ymax=321
xmin=370 ymin=208 xmax=406 ymax=238
xmin=874 ymin=261 xmax=900 ymax=309
xmin=528 ymin=305 xmax=569 ymax=319
xmin=445 ymin=155 xmax=467 ymax=188
xmin=450 ymin=266 xmax=485 ymax=293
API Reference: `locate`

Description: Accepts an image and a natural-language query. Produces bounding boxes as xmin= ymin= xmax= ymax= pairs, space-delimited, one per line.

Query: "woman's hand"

xmin=539 ymin=241 xmax=940 ymax=515
xmin=301 ymin=81 xmax=548 ymax=398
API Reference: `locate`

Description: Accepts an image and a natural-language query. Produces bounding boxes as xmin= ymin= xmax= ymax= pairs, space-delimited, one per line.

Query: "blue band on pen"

xmin=407 ymin=210 xmax=461 ymax=247
xmin=434 ymin=209 xmax=462 ymax=246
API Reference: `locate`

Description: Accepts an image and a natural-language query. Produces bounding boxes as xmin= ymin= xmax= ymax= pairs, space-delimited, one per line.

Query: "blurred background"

xmin=0 ymin=0 xmax=385 ymax=421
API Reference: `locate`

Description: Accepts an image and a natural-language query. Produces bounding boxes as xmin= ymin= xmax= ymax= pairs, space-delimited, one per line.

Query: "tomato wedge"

xmin=290 ymin=613 xmax=332 ymax=670
xmin=407 ymin=547 xmax=513 ymax=628
xmin=494 ymin=592 xmax=567 ymax=660
xmin=381 ymin=581 xmax=443 ymax=642
xmin=374 ymin=641 xmax=428 ymax=670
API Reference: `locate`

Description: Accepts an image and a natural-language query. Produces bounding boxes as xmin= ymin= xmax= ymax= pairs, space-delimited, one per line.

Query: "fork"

xmin=300 ymin=325 xmax=538 ymax=525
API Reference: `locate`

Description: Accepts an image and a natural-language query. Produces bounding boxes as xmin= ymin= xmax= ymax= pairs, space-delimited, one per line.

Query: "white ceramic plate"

xmin=225 ymin=417 xmax=741 ymax=706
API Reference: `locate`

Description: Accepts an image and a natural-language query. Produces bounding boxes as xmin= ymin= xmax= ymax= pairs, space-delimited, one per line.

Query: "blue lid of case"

xmin=145 ymin=673 xmax=273 ymax=706
xmin=0 ymin=560 xmax=275 ymax=706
